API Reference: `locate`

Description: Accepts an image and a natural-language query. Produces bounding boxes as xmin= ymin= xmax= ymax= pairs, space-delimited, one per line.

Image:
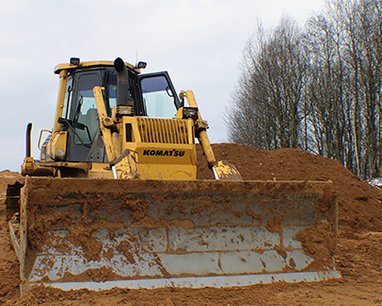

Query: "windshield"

xmin=140 ymin=76 xmax=177 ymax=118
xmin=73 ymin=74 xmax=99 ymax=144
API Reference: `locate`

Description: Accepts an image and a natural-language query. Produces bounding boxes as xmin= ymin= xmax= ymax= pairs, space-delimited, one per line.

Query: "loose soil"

xmin=1 ymin=144 xmax=382 ymax=305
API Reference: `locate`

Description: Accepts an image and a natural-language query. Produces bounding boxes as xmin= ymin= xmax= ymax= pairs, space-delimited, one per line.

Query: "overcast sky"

xmin=0 ymin=0 xmax=326 ymax=171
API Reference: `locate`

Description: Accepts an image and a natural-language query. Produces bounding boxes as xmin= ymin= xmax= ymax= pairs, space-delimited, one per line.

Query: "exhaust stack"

xmin=114 ymin=57 xmax=134 ymax=115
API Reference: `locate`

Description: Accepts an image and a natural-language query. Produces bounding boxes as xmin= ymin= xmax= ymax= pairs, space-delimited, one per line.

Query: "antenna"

xmin=135 ymin=49 xmax=138 ymax=66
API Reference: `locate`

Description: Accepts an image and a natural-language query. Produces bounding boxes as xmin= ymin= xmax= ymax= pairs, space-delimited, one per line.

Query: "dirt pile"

xmin=197 ymin=144 xmax=382 ymax=233
xmin=0 ymin=171 xmax=22 ymax=303
xmin=1 ymin=144 xmax=382 ymax=305
xmin=0 ymin=170 xmax=22 ymax=193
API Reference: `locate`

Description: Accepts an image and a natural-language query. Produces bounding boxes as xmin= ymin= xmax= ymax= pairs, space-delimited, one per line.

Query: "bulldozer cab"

xmin=51 ymin=65 xmax=181 ymax=164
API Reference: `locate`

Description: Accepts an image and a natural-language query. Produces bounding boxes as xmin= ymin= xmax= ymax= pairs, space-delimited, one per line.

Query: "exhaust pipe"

xmin=114 ymin=57 xmax=134 ymax=115
xmin=26 ymin=122 xmax=33 ymax=158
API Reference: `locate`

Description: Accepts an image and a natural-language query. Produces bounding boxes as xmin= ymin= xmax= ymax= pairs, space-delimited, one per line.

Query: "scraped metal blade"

xmin=11 ymin=177 xmax=339 ymax=290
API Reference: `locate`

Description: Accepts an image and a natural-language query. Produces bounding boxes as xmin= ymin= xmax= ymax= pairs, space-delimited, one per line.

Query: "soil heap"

xmin=196 ymin=144 xmax=382 ymax=233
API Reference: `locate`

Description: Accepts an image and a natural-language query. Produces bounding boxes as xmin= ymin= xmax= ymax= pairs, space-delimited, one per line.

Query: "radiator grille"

xmin=137 ymin=118 xmax=192 ymax=144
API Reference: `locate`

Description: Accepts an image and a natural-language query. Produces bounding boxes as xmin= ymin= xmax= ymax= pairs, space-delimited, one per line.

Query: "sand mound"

xmin=197 ymin=144 xmax=382 ymax=233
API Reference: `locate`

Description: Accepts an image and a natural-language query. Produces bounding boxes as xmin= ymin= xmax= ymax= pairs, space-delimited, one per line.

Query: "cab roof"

xmin=54 ymin=60 xmax=139 ymax=75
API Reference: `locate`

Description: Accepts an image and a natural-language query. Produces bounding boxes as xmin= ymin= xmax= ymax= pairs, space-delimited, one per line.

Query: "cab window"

xmin=73 ymin=74 xmax=100 ymax=145
xmin=140 ymin=76 xmax=178 ymax=118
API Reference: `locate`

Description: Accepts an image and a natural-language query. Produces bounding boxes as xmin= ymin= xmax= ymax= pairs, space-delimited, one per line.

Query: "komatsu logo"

xmin=143 ymin=149 xmax=185 ymax=157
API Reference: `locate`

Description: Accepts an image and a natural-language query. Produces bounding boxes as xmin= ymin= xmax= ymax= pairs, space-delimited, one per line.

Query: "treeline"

xmin=226 ymin=0 xmax=382 ymax=179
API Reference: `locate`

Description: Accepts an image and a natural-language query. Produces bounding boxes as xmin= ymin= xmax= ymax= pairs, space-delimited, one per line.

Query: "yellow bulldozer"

xmin=6 ymin=57 xmax=340 ymax=292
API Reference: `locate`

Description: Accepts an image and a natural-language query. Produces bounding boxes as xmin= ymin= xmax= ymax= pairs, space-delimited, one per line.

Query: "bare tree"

xmin=226 ymin=0 xmax=382 ymax=179
xmin=226 ymin=19 xmax=308 ymax=150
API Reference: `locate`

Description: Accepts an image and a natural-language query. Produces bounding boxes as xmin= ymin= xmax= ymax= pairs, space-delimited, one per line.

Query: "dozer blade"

xmin=8 ymin=177 xmax=340 ymax=292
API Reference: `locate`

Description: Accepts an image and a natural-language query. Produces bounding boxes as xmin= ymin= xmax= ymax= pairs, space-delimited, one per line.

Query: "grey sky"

xmin=0 ymin=0 xmax=325 ymax=171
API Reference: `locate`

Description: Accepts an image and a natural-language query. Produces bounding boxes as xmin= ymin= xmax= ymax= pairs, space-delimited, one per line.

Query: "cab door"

xmin=138 ymin=72 xmax=183 ymax=118
xmin=66 ymin=72 xmax=101 ymax=161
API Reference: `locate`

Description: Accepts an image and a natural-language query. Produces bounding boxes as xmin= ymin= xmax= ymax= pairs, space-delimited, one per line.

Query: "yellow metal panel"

xmin=51 ymin=131 xmax=67 ymax=161
xmin=212 ymin=160 xmax=242 ymax=180
xmin=135 ymin=144 xmax=195 ymax=165
xmin=53 ymin=70 xmax=68 ymax=133
xmin=187 ymin=119 xmax=195 ymax=144
xmin=121 ymin=116 xmax=197 ymax=180
xmin=180 ymin=90 xmax=217 ymax=168
xmin=139 ymin=163 xmax=196 ymax=180
xmin=93 ymin=86 xmax=117 ymax=162
xmin=113 ymin=149 xmax=140 ymax=179
xmin=88 ymin=163 xmax=113 ymax=179
xmin=136 ymin=117 xmax=192 ymax=144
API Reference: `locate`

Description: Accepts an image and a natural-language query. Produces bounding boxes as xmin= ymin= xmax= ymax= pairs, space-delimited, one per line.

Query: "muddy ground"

xmin=1 ymin=143 xmax=382 ymax=305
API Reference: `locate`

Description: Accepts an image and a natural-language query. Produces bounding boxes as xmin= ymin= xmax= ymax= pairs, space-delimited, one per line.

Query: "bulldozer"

xmin=6 ymin=57 xmax=340 ymax=292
